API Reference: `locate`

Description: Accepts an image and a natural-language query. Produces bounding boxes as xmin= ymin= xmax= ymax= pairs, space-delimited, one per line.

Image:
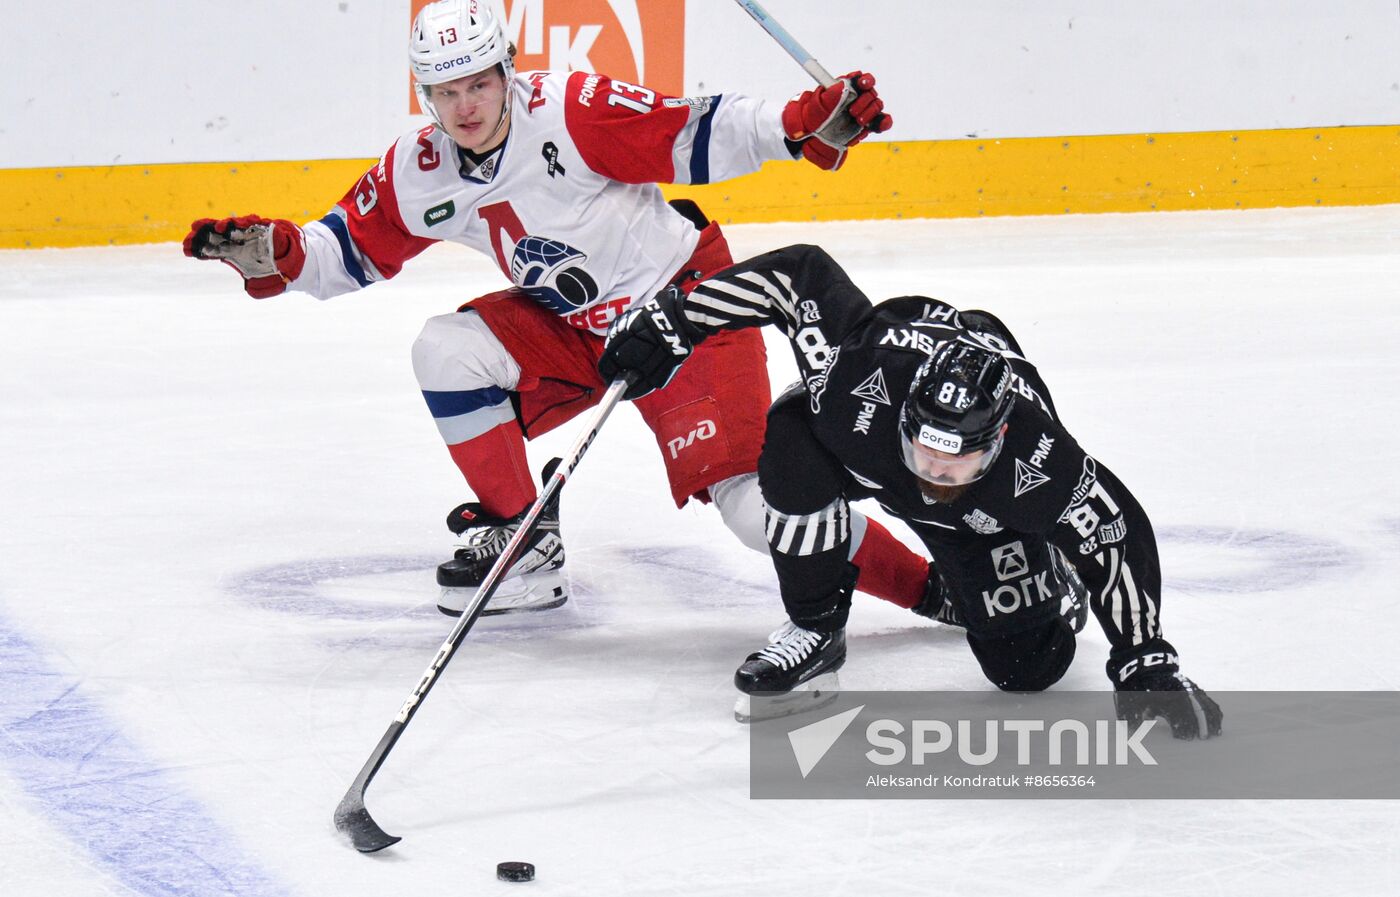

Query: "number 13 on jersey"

xmin=607 ymin=80 xmax=657 ymax=114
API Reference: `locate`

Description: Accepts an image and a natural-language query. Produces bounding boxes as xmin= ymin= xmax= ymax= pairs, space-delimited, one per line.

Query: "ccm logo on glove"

xmin=1116 ymin=651 xmax=1179 ymax=683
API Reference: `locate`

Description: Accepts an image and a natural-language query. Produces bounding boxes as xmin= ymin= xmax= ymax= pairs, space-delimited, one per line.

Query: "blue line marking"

xmin=0 ymin=617 xmax=290 ymax=897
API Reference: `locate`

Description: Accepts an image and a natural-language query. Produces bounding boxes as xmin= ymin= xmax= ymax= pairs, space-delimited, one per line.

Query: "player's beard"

xmin=917 ymin=478 xmax=973 ymax=504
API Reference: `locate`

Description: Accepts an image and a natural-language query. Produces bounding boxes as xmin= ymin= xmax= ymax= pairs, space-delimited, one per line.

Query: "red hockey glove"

xmin=782 ymin=71 xmax=893 ymax=171
xmin=183 ymin=215 xmax=307 ymax=299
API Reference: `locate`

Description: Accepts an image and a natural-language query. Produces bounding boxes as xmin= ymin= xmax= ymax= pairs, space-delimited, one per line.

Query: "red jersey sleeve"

xmin=561 ymin=71 xmax=696 ymax=184
xmin=325 ymin=141 xmax=437 ymax=284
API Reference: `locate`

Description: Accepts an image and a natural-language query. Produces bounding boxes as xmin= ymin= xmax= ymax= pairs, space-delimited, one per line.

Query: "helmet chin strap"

xmin=478 ymin=62 xmax=514 ymax=148
xmin=480 ymin=100 xmax=511 ymax=148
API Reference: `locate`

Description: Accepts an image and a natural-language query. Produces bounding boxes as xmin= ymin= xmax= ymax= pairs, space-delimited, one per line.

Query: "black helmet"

xmin=898 ymin=340 xmax=1014 ymax=484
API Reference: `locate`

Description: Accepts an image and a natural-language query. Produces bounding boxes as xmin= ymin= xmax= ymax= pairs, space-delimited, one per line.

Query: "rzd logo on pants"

xmin=410 ymin=0 xmax=685 ymax=112
xmin=983 ymin=541 xmax=1054 ymax=618
xmin=668 ymin=419 xmax=715 ymax=459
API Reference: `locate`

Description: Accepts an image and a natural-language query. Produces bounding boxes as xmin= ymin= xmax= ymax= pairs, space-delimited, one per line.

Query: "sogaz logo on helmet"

xmin=917 ymin=425 xmax=963 ymax=453
xmin=434 ymin=53 xmax=476 ymax=72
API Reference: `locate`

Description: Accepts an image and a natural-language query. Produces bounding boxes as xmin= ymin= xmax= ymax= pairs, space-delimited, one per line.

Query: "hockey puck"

xmin=497 ymin=861 xmax=535 ymax=882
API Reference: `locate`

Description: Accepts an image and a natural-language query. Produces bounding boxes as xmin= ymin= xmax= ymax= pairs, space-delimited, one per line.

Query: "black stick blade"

xmin=334 ymin=790 xmax=401 ymax=853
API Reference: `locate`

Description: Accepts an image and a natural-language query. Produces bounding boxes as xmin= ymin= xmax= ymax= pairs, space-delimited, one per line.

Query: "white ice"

xmin=2 ymin=206 xmax=1399 ymax=896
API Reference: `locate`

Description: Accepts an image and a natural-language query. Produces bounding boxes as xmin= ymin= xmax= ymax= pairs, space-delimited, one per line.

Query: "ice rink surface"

xmin=2 ymin=205 xmax=1399 ymax=896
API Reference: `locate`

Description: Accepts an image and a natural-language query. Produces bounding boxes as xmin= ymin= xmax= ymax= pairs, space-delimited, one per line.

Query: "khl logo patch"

xmin=963 ymin=509 xmax=1003 ymax=535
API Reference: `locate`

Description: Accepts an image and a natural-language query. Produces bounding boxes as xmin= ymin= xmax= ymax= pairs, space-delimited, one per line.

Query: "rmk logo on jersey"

xmin=1029 ymin=433 xmax=1055 ymax=468
xmin=409 ymin=1 xmax=686 ymax=113
xmin=850 ymin=368 xmax=890 ymax=406
xmin=1013 ymin=458 xmax=1051 ymax=497
xmin=667 ymin=419 xmax=716 ymax=459
xmin=510 ymin=236 xmax=600 ymax=311
xmin=852 ymin=401 xmax=879 ymax=435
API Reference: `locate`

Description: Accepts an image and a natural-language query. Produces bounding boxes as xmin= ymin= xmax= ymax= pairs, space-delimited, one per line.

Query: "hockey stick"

xmin=733 ymin=0 xmax=838 ymax=87
xmin=333 ymin=378 xmax=631 ymax=853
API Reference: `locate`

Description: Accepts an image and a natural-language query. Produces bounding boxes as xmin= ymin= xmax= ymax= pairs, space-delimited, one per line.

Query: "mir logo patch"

xmin=423 ymin=200 xmax=456 ymax=227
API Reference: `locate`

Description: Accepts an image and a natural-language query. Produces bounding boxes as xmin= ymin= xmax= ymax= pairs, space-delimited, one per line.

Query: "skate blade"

xmin=734 ymin=671 xmax=842 ymax=724
xmin=437 ymin=571 xmax=568 ymax=617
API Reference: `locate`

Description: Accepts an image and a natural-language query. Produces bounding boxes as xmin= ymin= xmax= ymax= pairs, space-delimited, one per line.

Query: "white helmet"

xmin=410 ymin=1 xmax=514 ymax=123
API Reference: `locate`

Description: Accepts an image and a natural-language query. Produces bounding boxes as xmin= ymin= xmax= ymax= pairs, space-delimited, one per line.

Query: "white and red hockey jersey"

xmin=292 ymin=70 xmax=795 ymax=333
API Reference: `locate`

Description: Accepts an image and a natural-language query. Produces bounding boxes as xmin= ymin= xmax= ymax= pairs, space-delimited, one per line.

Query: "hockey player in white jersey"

xmin=183 ymin=0 xmax=935 ymax=617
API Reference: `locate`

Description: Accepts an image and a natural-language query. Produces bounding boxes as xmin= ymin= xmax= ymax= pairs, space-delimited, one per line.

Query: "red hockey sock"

xmin=852 ymin=517 xmax=930 ymax=608
xmin=446 ymin=420 xmax=536 ymax=518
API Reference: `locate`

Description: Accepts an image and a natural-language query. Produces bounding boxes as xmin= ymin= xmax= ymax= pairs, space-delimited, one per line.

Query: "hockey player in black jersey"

xmin=598 ymin=244 xmax=1221 ymax=738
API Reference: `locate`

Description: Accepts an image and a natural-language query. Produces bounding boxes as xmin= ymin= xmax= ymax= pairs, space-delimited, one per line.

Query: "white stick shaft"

xmin=734 ymin=0 xmax=838 ymax=86
xmin=392 ymin=378 xmax=629 ymax=727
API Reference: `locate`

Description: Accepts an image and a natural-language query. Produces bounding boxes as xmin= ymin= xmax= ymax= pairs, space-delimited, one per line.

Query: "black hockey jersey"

xmin=678 ymin=244 xmax=1162 ymax=659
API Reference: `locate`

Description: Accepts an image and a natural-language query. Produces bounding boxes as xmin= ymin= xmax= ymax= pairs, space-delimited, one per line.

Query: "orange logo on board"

xmin=410 ymin=0 xmax=685 ymax=113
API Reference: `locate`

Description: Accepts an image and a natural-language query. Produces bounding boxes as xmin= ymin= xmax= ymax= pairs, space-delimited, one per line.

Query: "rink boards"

xmin=3 ymin=124 xmax=1398 ymax=249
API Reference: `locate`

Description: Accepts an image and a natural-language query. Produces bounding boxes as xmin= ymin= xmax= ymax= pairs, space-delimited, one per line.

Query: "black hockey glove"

xmin=598 ymin=285 xmax=702 ymax=400
xmin=1109 ymin=638 xmax=1223 ymax=740
xmin=911 ymin=567 xmax=964 ymax=627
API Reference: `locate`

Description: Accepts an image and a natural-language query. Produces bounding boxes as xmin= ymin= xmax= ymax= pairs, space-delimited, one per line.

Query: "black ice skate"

xmin=436 ymin=459 xmax=567 ymax=617
xmin=734 ymin=621 xmax=846 ymax=723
